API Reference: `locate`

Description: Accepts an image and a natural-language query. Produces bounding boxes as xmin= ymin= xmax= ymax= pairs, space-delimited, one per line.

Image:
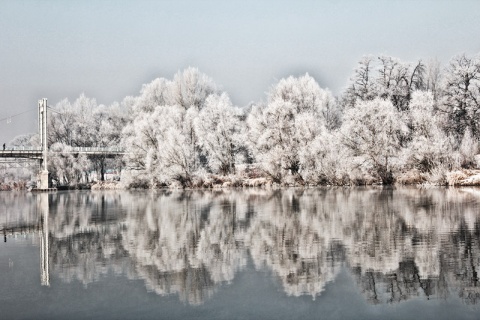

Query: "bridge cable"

xmin=0 ymin=108 xmax=36 ymax=123
xmin=46 ymin=106 xmax=64 ymax=115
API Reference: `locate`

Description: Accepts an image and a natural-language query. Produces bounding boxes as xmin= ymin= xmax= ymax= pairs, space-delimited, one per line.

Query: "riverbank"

xmin=93 ymin=168 xmax=480 ymax=190
xmin=0 ymin=181 xmax=27 ymax=191
xmin=4 ymin=169 xmax=480 ymax=191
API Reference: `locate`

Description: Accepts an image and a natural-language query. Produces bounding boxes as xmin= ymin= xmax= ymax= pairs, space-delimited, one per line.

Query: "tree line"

xmin=9 ymin=53 xmax=480 ymax=187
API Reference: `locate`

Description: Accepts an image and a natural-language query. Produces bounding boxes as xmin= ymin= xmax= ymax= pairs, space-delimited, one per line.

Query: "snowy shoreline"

xmin=89 ymin=169 xmax=480 ymax=190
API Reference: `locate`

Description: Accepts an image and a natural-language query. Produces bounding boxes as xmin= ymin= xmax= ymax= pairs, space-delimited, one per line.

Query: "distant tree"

xmin=132 ymin=77 xmax=171 ymax=115
xmin=344 ymin=56 xmax=377 ymax=107
xmin=344 ymin=55 xmax=425 ymax=111
xmin=376 ymin=56 xmax=425 ymax=111
xmin=9 ymin=133 xmax=37 ymax=147
xmin=341 ymin=98 xmax=408 ymax=184
xmin=424 ymin=58 xmax=442 ymax=101
xmin=168 ymin=67 xmax=217 ymax=110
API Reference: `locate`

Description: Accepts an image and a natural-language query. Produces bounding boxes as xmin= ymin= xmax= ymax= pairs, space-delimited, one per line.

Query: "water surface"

xmin=1 ymin=187 xmax=480 ymax=319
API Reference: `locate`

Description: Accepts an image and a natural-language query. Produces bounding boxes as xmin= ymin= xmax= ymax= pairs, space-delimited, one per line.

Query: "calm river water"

xmin=1 ymin=187 xmax=480 ymax=319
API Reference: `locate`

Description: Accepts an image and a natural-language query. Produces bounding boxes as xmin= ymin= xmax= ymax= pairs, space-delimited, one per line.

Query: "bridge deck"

xmin=0 ymin=150 xmax=42 ymax=159
xmin=0 ymin=147 xmax=126 ymax=159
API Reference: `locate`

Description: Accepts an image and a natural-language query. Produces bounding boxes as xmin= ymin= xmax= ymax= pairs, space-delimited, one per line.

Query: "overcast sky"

xmin=1 ymin=0 xmax=480 ymax=142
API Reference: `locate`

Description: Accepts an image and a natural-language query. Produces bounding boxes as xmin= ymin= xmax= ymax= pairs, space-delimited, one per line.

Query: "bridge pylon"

xmin=37 ymin=98 xmax=51 ymax=190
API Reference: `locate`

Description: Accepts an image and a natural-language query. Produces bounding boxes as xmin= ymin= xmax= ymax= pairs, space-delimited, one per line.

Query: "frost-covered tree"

xmin=425 ymin=59 xmax=442 ymax=101
xmin=376 ymin=56 xmax=425 ymax=111
xmin=344 ymin=55 xmax=425 ymax=111
xmin=132 ymin=78 xmax=171 ymax=115
xmin=168 ymin=67 xmax=217 ymax=109
xmin=89 ymin=103 xmax=128 ymax=180
xmin=49 ymin=98 xmax=77 ymax=146
xmin=458 ymin=128 xmax=478 ymax=168
xmin=441 ymin=54 xmax=480 ymax=138
xmin=121 ymin=68 xmax=219 ymax=187
xmin=402 ymin=91 xmax=454 ymax=173
xmin=298 ymin=131 xmax=350 ymax=185
xmin=9 ymin=133 xmax=38 ymax=147
xmin=157 ymin=106 xmax=201 ymax=185
xmin=121 ymin=108 xmax=163 ymax=186
xmin=48 ymin=94 xmax=126 ymax=182
xmin=194 ymin=93 xmax=245 ymax=175
xmin=122 ymin=106 xmax=199 ymax=187
xmin=341 ymin=98 xmax=408 ymax=184
xmin=48 ymin=94 xmax=98 ymax=147
xmin=247 ymin=74 xmax=335 ymax=183
xmin=48 ymin=143 xmax=90 ymax=186
xmin=344 ymin=56 xmax=377 ymax=106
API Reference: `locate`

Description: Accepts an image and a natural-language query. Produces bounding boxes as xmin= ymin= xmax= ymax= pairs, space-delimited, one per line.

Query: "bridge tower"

xmin=38 ymin=98 xmax=49 ymax=189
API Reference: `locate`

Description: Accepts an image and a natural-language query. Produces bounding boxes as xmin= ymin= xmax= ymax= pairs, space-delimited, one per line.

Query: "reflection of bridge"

xmin=0 ymin=99 xmax=125 ymax=189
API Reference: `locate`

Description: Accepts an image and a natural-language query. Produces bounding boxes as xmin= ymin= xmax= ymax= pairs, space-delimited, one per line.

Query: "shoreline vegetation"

xmin=3 ymin=167 xmax=480 ymax=191
xmin=3 ymin=53 xmax=480 ymax=190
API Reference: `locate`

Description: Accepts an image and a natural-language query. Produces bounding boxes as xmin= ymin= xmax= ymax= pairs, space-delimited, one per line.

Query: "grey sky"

xmin=1 ymin=0 xmax=479 ymax=142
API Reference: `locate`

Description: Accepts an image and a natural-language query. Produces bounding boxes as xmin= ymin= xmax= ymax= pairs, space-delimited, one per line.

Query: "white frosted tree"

xmin=247 ymin=74 xmax=335 ymax=183
xmin=121 ymin=68 xmax=219 ymax=187
xmin=458 ymin=128 xmax=478 ymax=168
xmin=122 ymin=107 xmax=166 ymax=187
xmin=441 ymin=54 xmax=480 ymax=138
xmin=343 ymin=56 xmax=378 ymax=107
xmin=49 ymin=98 xmax=77 ymax=146
xmin=298 ymin=130 xmax=350 ymax=185
xmin=403 ymin=91 xmax=454 ymax=173
xmin=132 ymin=77 xmax=171 ymax=115
xmin=48 ymin=94 xmax=126 ymax=182
xmin=149 ymin=106 xmax=200 ymax=186
xmin=341 ymin=98 xmax=408 ymax=184
xmin=344 ymin=55 xmax=425 ymax=111
xmin=48 ymin=143 xmax=90 ymax=186
xmin=194 ymin=93 xmax=245 ymax=175
xmin=168 ymin=67 xmax=217 ymax=109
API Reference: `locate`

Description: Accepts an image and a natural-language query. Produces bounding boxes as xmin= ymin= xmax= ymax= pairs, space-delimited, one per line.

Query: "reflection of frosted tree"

xmin=246 ymin=190 xmax=344 ymax=298
xmin=0 ymin=192 xmax=39 ymax=231
xmin=120 ymin=190 xmax=248 ymax=304
xmin=47 ymin=191 xmax=130 ymax=285
xmin=20 ymin=187 xmax=480 ymax=305
xmin=348 ymin=187 xmax=480 ymax=304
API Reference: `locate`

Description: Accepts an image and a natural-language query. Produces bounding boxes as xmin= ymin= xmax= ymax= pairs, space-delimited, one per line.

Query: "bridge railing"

xmin=1 ymin=146 xmax=125 ymax=154
xmin=68 ymin=147 xmax=125 ymax=153
xmin=2 ymin=146 xmax=41 ymax=151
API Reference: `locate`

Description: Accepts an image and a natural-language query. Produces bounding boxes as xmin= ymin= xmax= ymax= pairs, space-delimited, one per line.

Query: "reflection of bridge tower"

xmin=37 ymin=98 xmax=50 ymax=190
xmin=39 ymin=193 xmax=50 ymax=286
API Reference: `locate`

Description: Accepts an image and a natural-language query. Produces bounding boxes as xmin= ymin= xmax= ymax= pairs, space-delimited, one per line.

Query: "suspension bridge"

xmin=0 ymin=99 xmax=125 ymax=190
